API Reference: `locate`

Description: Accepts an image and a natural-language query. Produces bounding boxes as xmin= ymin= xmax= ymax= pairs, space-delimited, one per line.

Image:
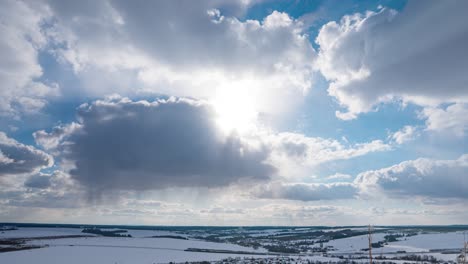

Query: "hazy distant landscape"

xmin=1 ymin=224 xmax=467 ymax=263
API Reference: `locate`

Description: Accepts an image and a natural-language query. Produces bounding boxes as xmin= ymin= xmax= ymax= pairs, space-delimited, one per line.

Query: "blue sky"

xmin=0 ymin=0 xmax=467 ymax=225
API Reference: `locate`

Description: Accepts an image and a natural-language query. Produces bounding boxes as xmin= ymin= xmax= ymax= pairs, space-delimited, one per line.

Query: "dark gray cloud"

xmin=255 ymin=182 xmax=358 ymax=201
xmin=355 ymin=154 xmax=468 ymax=199
xmin=37 ymin=97 xmax=275 ymax=193
xmin=0 ymin=132 xmax=53 ymax=176
xmin=24 ymin=174 xmax=52 ymax=189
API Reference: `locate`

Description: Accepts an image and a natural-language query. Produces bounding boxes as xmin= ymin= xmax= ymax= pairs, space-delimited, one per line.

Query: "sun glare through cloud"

xmin=211 ymin=81 xmax=259 ymax=134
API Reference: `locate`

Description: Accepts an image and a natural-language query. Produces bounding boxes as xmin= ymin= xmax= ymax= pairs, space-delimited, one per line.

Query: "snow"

xmin=383 ymin=231 xmax=467 ymax=252
xmin=0 ymin=228 xmax=271 ymax=264
xmin=1 ymin=227 xmax=466 ymax=263
xmin=0 ymin=244 xmax=274 ymax=264
xmin=0 ymin=227 xmax=91 ymax=238
xmin=324 ymin=231 xmax=466 ymax=254
xmin=26 ymin=236 xmax=266 ymax=252
xmin=323 ymin=232 xmax=387 ymax=253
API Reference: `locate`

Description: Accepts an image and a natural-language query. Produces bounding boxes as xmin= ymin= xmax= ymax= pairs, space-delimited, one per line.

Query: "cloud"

xmin=267 ymin=132 xmax=391 ymax=177
xmin=254 ymin=181 xmax=357 ymax=201
xmin=33 ymin=122 xmax=81 ymax=150
xmin=420 ymin=103 xmax=468 ymax=137
xmin=0 ymin=132 xmax=53 ymax=176
xmin=316 ymin=1 xmax=468 ymax=119
xmin=326 ymin=173 xmax=352 ymax=180
xmin=391 ymin=125 xmax=417 ymax=144
xmin=0 ymin=0 xmax=58 ymax=116
xmin=355 ymin=154 xmax=468 ymax=199
xmin=24 ymin=173 xmax=52 ymax=189
xmin=36 ymin=96 xmax=275 ymax=194
xmin=43 ymin=0 xmax=316 ymax=115
xmin=34 ymin=95 xmax=395 ymax=197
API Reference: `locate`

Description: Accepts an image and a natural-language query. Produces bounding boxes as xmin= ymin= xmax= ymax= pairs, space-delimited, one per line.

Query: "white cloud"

xmin=355 ymin=154 xmax=468 ymax=199
xmin=43 ymin=0 xmax=316 ymax=115
xmin=316 ymin=1 xmax=468 ymax=119
xmin=266 ymin=132 xmax=391 ymax=177
xmin=0 ymin=132 xmax=53 ymax=177
xmin=420 ymin=103 xmax=468 ymax=137
xmin=391 ymin=125 xmax=417 ymax=144
xmin=0 ymin=0 xmax=58 ymax=116
xmin=33 ymin=122 xmax=81 ymax=150
xmin=326 ymin=173 xmax=352 ymax=180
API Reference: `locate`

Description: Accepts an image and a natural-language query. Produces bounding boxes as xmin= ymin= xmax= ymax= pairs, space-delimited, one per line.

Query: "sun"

xmin=211 ymin=86 xmax=258 ymax=134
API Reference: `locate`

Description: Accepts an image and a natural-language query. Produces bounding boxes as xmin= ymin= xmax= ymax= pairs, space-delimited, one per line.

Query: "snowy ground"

xmin=0 ymin=227 xmax=94 ymax=238
xmin=0 ymin=227 xmax=270 ymax=264
xmin=0 ymin=226 xmax=466 ymax=263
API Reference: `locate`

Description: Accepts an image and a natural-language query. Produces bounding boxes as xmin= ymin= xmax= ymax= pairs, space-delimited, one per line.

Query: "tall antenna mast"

xmin=368 ymin=225 xmax=373 ymax=264
xmin=464 ymin=231 xmax=467 ymax=264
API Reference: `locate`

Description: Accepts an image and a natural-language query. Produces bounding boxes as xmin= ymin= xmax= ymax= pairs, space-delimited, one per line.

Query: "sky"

xmin=0 ymin=0 xmax=467 ymax=226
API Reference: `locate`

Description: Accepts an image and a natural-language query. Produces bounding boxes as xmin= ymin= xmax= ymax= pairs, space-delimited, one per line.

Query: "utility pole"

xmin=460 ymin=232 xmax=467 ymax=264
xmin=368 ymin=225 xmax=373 ymax=264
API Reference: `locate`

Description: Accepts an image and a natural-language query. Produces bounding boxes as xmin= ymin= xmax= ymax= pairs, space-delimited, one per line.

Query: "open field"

xmin=1 ymin=224 xmax=467 ymax=263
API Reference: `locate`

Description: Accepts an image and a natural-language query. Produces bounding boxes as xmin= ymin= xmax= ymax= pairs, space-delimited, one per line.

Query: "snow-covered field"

xmin=0 ymin=227 xmax=270 ymax=264
xmin=0 ymin=227 xmax=94 ymax=238
xmin=1 ymin=226 xmax=467 ymax=264
xmin=324 ymin=232 xmax=388 ymax=253
xmin=384 ymin=231 xmax=466 ymax=252
xmin=0 ymin=244 xmax=273 ymax=264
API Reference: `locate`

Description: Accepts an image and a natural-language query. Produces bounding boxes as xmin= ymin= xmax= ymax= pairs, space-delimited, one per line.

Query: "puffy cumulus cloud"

xmin=33 ymin=95 xmax=396 ymax=198
xmin=316 ymin=1 xmax=468 ymax=120
xmin=355 ymin=154 xmax=468 ymax=199
xmin=0 ymin=170 xmax=81 ymax=209
xmin=35 ymin=96 xmax=275 ymax=193
xmin=0 ymin=0 xmax=58 ymax=116
xmin=254 ymin=181 xmax=357 ymax=201
xmin=391 ymin=125 xmax=417 ymax=144
xmin=33 ymin=122 xmax=81 ymax=151
xmin=41 ymin=0 xmax=316 ymax=115
xmin=420 ymin=103 xmax=468 ymax=137
xmin=0 ymin=132 xmax=53 ymax=177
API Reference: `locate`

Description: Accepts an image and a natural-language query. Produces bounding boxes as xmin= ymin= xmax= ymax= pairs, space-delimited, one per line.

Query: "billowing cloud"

xmin=0 ymin=0 xmax=58 ymax=116
xmin=1 ymin=170 xmax=81 ymax=208
xmin=391 ymin=125 xmax=417 ymax=144
xmin=355 ymin=154 xmax=468 ymax=199
xmin=420 ymin=103 xmax=468 ymax=137
xmin=36 ymin=96 xmax=275 ymax=193
xmin=254 ymin=181 xmax=358 ymax=201
xmin=43 ymin=0 xmax=316 ymax=115
xmin=33 ymin=122 xmax=81 ymax=151
xmin=0 ymin=132 xmax=53 ymax=176
xmin=316 ymin=1 xmax=468 ymax=120
xmin=34 ymin=95 xmax=395 ymax=196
